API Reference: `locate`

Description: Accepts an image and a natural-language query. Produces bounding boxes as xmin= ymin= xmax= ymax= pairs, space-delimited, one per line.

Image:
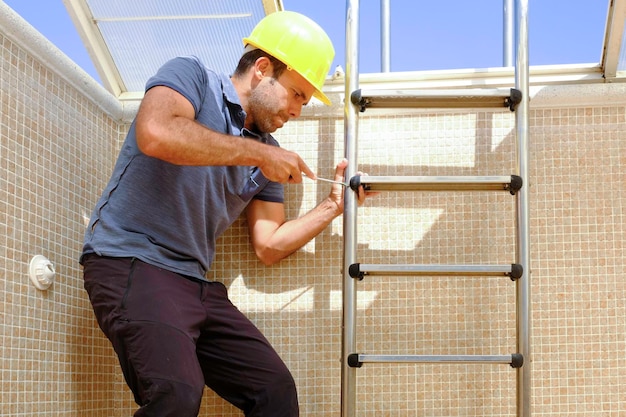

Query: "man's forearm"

xmin=254 ymin=197 xmax=342 ymax=265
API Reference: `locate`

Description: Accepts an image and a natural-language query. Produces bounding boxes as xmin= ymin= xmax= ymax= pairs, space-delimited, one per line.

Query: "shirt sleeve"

xmin=254 ymin=181 xmax=284 ymax=203
xmin=145 ymin=56 xmax=208 ymax=117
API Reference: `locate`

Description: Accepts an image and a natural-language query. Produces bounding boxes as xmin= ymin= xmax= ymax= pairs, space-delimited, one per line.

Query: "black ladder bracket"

xmin=510 ymin=353 xmax=524 ymax=368
xmin=506 ymin=88 xmax=523 ymax=111
xmin=347 ymin=353 xmax=363 ymax=368
xmin=509 ymin=263 xmax=523 ymax=281
xmin=508 ymin=174 xmax=523 ymax=195
xmin=348 ymin=263 xmax=365 ymax=280
xmin=349 ymin=175 xmax=363 ymax=191
xmin=350 ymin=89 xmax=368 ymax=112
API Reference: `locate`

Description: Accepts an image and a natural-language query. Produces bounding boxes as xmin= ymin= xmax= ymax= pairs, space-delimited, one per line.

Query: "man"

xmin=80 ymin=10 xmax=369 ymax=417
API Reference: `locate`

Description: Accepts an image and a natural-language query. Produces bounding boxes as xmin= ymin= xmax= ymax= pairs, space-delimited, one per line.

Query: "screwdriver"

xmin=302 ymin=173 xmax=349 ymax=187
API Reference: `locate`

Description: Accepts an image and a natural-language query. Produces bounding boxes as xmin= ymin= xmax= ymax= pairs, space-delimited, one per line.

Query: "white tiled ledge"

xmin=0 ymin=2 xmax=135 ymax=121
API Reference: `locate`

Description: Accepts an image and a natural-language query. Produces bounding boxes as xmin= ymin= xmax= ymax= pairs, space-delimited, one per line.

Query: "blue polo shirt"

xmin=81 ymin=56 xmax=284 ymax=280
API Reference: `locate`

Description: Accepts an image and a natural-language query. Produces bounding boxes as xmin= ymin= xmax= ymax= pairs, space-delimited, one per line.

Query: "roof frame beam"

xmin=62 ymin=0 xmax=125 ymax=96
xmin=601 ymin=0 xmax=626 ymax=80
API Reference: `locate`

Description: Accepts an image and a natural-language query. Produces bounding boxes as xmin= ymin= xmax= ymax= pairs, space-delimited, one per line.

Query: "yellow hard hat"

xmin=243 ymin=11 xmax=335 ymax=105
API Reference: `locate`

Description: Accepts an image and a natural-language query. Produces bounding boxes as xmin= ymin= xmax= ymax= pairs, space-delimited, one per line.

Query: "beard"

xmin=247 ymin=78 xmax=287 ymax=133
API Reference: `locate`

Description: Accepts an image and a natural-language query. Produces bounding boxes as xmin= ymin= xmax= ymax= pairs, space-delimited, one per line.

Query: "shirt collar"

xmin=219 ymin=73 xmax=275 ymax=145
xmin=219 ymin=73 xmax=247 ymax=127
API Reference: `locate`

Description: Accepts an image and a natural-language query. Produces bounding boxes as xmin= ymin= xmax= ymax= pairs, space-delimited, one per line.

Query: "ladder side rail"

xmin=341 ymin=1 xmax=360 ymax=417
xmin=504 ymin=0 xmax=515 ymax=66
xmin=514 ymin=0 xmax=531 ymax=415
xmin=381 ymin=0 xmax=391 ymax=72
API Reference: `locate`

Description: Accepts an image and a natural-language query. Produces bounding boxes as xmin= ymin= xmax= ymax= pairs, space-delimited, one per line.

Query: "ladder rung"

xmin=349 ymin=263 xmax=523 ymax=280
xmin=350 ymin=175 xmax=522 ymax=194
xmin=348 ymin=353 xmax=524 ymax=368
xmin=351 ymin=88 xmax=522 ymax=112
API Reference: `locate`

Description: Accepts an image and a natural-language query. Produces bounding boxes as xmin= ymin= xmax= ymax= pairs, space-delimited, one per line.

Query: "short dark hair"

xmin=233 ymin=48 xmax=288 ymax=79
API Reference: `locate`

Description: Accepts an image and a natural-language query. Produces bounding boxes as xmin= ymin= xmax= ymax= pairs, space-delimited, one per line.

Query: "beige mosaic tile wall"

xmin=0 ymin=31 xmax=129 ymax=416
xmin=2 ymin=21 xmax=626 ymax=417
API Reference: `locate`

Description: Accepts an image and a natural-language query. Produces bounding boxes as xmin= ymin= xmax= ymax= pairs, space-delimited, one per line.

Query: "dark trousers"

xmin=82 ymin=255 xmax=299 ymax=417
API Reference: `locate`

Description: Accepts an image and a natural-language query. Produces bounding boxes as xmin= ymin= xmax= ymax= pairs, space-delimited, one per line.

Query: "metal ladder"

xmin=340 ymin=1 xmax=530 ymax=416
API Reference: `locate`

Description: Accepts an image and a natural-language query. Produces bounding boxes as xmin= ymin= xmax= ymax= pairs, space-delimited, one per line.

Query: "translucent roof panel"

xmin=64 ymin=0 xmax=281 ymax=98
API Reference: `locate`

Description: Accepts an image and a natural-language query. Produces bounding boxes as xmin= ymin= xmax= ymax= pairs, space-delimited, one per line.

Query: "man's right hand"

xmin=257 ymin=146 xmax=316 ymax=184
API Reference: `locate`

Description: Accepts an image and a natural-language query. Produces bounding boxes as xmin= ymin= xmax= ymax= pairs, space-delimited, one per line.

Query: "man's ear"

xmin=254 ymin=56 xmax=272 ymax=79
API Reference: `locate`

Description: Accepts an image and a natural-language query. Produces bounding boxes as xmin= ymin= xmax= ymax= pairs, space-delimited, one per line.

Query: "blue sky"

xmin=4 ymin=0 xmax=608 ymax=85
